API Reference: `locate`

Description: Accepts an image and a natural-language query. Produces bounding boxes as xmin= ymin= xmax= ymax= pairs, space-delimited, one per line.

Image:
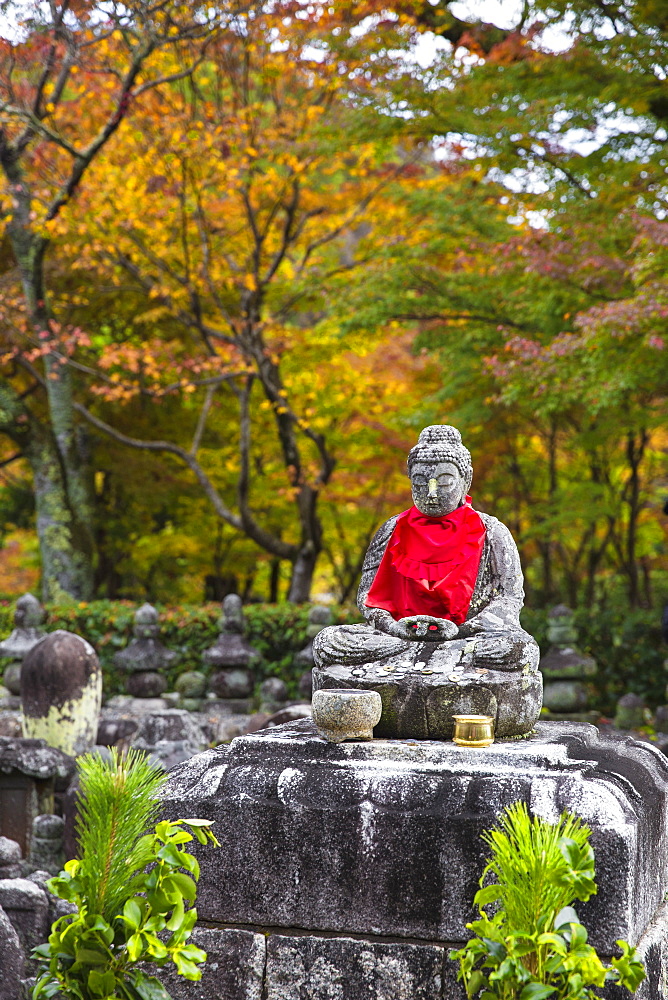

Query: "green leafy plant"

xmin=32 ymin=748 xmax=219 ymax=1000
xmin=449 ymin=801 xmax=645 ymax=999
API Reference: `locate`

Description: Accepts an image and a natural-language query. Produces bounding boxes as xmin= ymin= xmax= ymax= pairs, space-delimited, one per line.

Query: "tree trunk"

xmin=288 ymin=547 xmax=319 ymax=603
xmin=624 ymin=430 xmax=647 ymax=609
xmin=26 ymin=426 xmax=93 ymax=602
xmin=6 ymin=192 xmax=95 ymax=600
xmin=269 ymin=559 xmax=281 ymax=603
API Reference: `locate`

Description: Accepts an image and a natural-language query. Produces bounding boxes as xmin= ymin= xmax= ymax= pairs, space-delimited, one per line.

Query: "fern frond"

xmin=75 ymin=748 xmax=166 ymax=921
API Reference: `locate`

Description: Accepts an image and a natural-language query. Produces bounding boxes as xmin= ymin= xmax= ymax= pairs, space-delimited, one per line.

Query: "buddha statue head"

xmin=407 ymin=425 xmax=473 ymax=517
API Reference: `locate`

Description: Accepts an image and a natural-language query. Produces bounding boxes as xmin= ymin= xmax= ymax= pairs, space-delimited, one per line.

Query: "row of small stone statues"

xmin=0 ymin=593 xmax=327 ymax=707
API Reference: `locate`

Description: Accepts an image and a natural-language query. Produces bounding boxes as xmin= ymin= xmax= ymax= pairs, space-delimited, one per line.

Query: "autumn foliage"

xmin=0 ymin=0 xmax=667 ymax=610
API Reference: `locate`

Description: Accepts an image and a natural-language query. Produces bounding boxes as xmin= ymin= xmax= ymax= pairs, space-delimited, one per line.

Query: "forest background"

xmin=0 ymin=0 xmax=666 ymax=632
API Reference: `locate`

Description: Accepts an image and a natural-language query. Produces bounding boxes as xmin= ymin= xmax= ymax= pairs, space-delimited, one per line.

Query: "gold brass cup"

xmin=452 ymin=714 xmax=495 ymax=748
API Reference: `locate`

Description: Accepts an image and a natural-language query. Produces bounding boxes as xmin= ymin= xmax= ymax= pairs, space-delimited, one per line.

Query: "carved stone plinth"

xmin=159 ymin=720 xmax=668 ymax=999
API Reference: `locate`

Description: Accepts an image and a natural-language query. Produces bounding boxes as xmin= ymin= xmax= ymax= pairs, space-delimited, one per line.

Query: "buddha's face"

xmin=410 ymin=460 xmax=466 ymax=517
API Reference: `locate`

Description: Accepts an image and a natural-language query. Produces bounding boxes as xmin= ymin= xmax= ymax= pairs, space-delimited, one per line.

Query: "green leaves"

xmin=32 ymin=752 xmax=219 ymax=1000
xmin=451 ymin=803 xmax=645 ymax=999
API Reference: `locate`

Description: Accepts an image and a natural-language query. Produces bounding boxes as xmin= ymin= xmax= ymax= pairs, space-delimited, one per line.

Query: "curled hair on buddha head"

xmin=407 ymin=425 xmax=473 ymax=491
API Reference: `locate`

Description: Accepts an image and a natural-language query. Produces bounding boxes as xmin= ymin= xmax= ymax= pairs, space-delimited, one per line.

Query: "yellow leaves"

xmin=243 ymin=274 xmax=257 ymax=291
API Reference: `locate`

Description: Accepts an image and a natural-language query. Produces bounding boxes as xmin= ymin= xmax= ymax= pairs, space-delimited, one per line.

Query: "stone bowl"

xmin=311 ymin=688 xmax=382 ymax=743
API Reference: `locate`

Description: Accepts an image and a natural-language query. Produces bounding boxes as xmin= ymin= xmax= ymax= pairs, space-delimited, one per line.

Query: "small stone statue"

xmin=0 ymin=593 xmax=46 ymax=696
xmin=114 ymin=604 xmax=177 ymax=699
xmin=204 ymin=594 xmax=261 ymax=700
xmin=313 ymin=425 xmax=542 ymax=739
xmin=539 ymin=605 xmax=596 ymax=716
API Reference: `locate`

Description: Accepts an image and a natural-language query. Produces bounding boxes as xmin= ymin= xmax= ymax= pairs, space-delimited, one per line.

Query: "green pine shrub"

xmin=32 ymin=748 xmax=218 ymax=1000
xmin=449 ymin=801 xmax=645 ymax=999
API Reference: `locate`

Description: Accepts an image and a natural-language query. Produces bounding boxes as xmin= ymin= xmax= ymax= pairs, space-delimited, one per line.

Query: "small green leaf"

xmin=74 ymin=946 xmax=108 ymax=965
xmin=123 ymin=899 xmax=143 ymax=931
xmin=519 ymin=984 xmax=557 ymax=1000
xmin=554 ymin=906 xmax=579 ymax=930
xmin=126 ymin=932 xmax=144 ymax=962
xmin=475 ymin=884 xmax=502 ymax=908
xmin=128 ymin=971 xmax=173 ymax=1000
xmin=88 ymin=969 xmax=116 ymax=998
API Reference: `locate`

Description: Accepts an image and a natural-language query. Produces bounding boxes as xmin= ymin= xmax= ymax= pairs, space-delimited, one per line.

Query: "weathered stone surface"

xmin=260 ymin=677 xmax=288 ymax=705
xmin=314 ymin=654 xmax=542 ymax=739
xmin=29 ymin=814 xmax=65 ymax=875
xmin=0 ymin=836 xmax=21 ymax=878
xmin=540 ymin=647 xmax=597 ymax=680
xmin=0 ymin=737 xmax=73 ymax=782
xmin=0 ymin=710 xmax=22 ymax=738
xmin=264 ymin=704 xmax=312 ymax=728
xmin=543 ymin=679 xmax=589 ymax=713
xmin=216 ymin=714 xmax=253 ymax=743
xmin=131 ymin=709 xmax=205 ymax=748
xmin=615 ymin=693 xmax=647 ymax=731
xmin=312 ymin=688 xmax=381 ymax=742
xmin=175 ymin=670 xmax=207 ymax=699
xmin=266 ymin=933 xmax=446 ymax=1000
xmin=21 ymin=631 xmax=102 ymax=756
xmin=299 ymin=668 xmax=313 ymax=699
xmin=539 ymin=606 xmax=596 ymax=715
xmin=138 ymin=914 xmax=668 ymax=1000
xmin=0 ymin=738 xmax=74 ymax=854
xmin=210 ymin=668 xmax=254 ymax=699
xmin=3 ymin=664 xmax=22 ymax=696
xmin=0 ymin=878 xmax=49 ymax=953
xmin=0 ymin=903 xmax=24 ymax=1000
xmin=147 ymin=928 xmax=265 ymax=1000
xmin=96 ymin=715 xmax=139 ymax=746
xmin=126 ymin=671 xmax=167 ymax=698
xmin=161 ymin=720 xmax=668 ymax=956
xmin=129 ymin=709 xmax=206 ymax=770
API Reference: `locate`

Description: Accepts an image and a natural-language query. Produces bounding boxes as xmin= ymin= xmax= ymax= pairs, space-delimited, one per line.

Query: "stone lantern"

xmin=539 ymin=605 xmax=597 ymax=717
xmin=114 ymin=603 xmax=177 ymax=699
xmin=203 ymin=594 xmax=261 ymax=702
xmin=0 ymin=737 xmax=73 ymax=855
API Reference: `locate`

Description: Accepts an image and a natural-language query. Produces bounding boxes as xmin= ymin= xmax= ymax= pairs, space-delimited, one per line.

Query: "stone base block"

xmin=147 ymin=915 xmax=668 ymax=1000
xmin=313 ymin=661 xmax=542 ymax=738
xmin=149 ymin=928 xmax=265 ymax=1000
xmin=161 ymin=719 xmax=668 ymax=998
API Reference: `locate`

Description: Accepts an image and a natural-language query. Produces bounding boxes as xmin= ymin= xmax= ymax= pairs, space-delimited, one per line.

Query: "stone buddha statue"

xmin=313 ymin=425 xmax=542 ymax=739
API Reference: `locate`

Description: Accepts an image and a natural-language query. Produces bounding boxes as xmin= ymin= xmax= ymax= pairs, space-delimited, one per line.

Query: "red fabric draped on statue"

xmin=365 ymin=499 xmax=486 ymax=626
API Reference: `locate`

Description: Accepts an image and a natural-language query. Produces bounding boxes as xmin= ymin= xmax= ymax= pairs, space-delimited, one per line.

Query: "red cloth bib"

xmin=365 ymin=499 xmax=486 ymax=625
